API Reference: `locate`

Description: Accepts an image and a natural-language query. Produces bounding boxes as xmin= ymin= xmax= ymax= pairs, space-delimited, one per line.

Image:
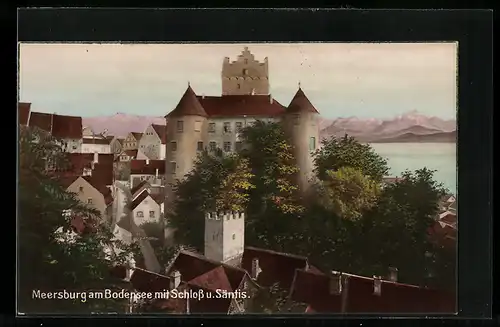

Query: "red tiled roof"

xmin=130 ymin=160 xmax=165 ymax=175
xmin=56 ymin=153 xmax=113 ymax=180
xmin=28 ymin=112 xmax=52 ymax=132
xmin=129 ymin=268 xmax=171 ymax=293
xmin=197 ymin=95 xmax=286 ymax=117
xmin=18 ymin=102 xmax=31 ymax=125
xmin=83 ymin=138 xmax=110 ymax=145
xmin=150 ymin=193 xmax=164 ymax=205
xmin=188 ymin=266 xmax=233 ymax=292
xmin=91 ymin=163 xmax=114 ymax=187
xmin=51 ymin=114 xmax=83 ymax=139
xmin=151 ymin=124 xmax=167 ymax=144
xmin=166 ymin=86 xmax=208 ymax=118
xmin=286 ymin=88 xmax=319 ymax=114
xmin=166 ymin=251 xmax=247 ymax=292
xmin=439 ymin=212 xmax=456 ymax=225
xmin=290 ymin=269 xmax=455 ymax=313
xmin=241 ymin=246 xmax=309 ymax=289
xmin=82 ymin=176 xmax=113 ymax=205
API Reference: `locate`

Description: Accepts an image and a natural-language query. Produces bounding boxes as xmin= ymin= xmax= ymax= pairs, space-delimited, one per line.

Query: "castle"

xmin=163 ymin=46 xmax=321 ymax=212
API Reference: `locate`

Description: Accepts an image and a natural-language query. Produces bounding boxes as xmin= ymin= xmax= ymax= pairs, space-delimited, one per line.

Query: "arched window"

xmin=237 ymin=84 xmax=241 ymax=89
xmin=242 ymin=69 xmax=248 ymax=75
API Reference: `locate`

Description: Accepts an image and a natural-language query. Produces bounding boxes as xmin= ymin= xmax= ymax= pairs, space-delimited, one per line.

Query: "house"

xmin=137 ymin=124 xmax=167 ymax=160
xmin=129 ymin=189 xmax=163 ymax=226
xmin=81 ymin=128 xmax=112 ymax=153
xmin=56 ymin=153 xmax=114 ymax=187
xmin=26 ymin=110 xmax=83 ymax=153
xmin=131 ymin=180 xmax=152 ymax=200
xmin=117 ymin=150 xmax=139 ymax=162
xmin=129 ymin=159 xmax=165 ymax=189
xmin=289 ymin=268 xmax=456 ymax=313
xmin=18 ymin=102 xmax=31 ymax=126
xmin=60 ymin=175 xmax=114 ymax=222
xmin=123 ymin=132 xmax=143 ymax=151
xmin=110 ymin=137 xmax=125 ymax=155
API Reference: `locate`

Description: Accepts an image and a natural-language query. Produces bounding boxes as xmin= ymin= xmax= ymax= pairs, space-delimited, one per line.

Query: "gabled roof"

xmin=166 ymin=85 xmax=208 ymax=118
xmin=83 ymin=138 xmax=110 ymax=145
xmin=130 ymin=132 xmax=143 ymax=141
xmin=286 ymin=88 xmax=319 ymax=114
xmin=51 ymin=114 xmax=83 ymax=139
xmin=290 ymin=269 xmax=455 ymax=313
xmin=130 ymin=189 xmax=159 ymax=210
xmin=122 ymin=150 xmax=138 ymax=158
xmin=197 ymin=95 xmax=286 ymax=117
xmin=130 ymin=159 xmax=165 ymax=175
xmin=151 ymin=124 xmax=167 ymax=144
xmin=18 ymin=102 xmax=31 ymax=125
xmin=81 ymin=176 xmax=113 ymax=205
xmin=131 ymin=180 xmax=151 ymax=199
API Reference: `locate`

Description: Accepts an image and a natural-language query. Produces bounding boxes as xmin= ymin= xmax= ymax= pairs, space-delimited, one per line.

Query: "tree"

xmin=313 ymin=167 xmax=381 ymax=221
xmin=166 ymin=149 xmax=254 ymax=251
xmin=313 ymin=135 xmax=389 ymax=182
xmin=140 ymin=221 xmax=178 ymax=266
xmin=353 ymin=168 xmax=452 ymax=288
xmin=250 ymin=282 xmax=305 ymax=313
xmin=18 ymin=127 xmax=134 ymax=313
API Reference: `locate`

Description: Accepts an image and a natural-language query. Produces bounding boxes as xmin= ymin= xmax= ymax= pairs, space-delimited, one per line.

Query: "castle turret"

xmin=164 ymin=84 xmax=208 ymax=242
xmin=204 ymin=211 xmax=245 ymax=265
xmin=282 ymin=86 xmax=320 ymax=193
xmin=221 ymin=46 xmax=269 ymax=96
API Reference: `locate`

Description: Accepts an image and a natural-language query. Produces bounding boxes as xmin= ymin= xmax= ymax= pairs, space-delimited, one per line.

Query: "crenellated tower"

xmin=204 ymin=211 xmax=245 ymax=265
xmin=282 ymin=86 xmax=320 ymax=193
xmin=221 ymin=46 xmax=269 ymax=95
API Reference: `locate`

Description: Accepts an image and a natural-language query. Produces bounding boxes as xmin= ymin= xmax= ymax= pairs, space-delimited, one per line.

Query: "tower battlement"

xmin=205 ymin=211 xmax=245 ymax=221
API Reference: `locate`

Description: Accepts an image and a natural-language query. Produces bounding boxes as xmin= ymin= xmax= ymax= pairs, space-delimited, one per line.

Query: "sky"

xmin=19 ymin=43 xmax=457 ymax=120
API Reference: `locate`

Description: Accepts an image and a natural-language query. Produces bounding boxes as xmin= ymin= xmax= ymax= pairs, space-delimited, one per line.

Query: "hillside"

xmin=370 ymin=131 xmax=457 ymax=143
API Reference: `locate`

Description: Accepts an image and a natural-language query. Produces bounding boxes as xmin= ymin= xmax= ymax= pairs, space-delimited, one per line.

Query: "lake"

xmin=369 ymin=143 xmax=457 ymax=194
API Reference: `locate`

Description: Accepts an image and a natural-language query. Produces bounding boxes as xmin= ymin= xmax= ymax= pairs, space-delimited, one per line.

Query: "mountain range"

xmin=83 ymin=110 xmax=456 ymax=143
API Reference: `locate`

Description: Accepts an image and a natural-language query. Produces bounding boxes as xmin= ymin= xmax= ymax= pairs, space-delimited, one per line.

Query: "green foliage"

xmin=18 ymin=127 xmax=134 ymax=314
xmin=314 ymin=167 xmax=381 ymax=221
xmin=313 ymin=135 xmax=389 ymax=182
xmin=140 ymin=221 xmax=178 ymax=266
xmin=166 ymin=149 xmax=254 ymax=251
xmin=250 ymin=282 xmax=305 ymax=313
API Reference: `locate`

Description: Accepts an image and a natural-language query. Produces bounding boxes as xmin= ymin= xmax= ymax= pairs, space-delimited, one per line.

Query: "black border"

xmin=15 ymin=8 xmax=493 ymax=324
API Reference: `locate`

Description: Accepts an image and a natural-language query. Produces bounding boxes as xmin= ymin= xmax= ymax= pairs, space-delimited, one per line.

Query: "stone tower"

xmin=221 ymin=46 xmax=269 ymax=96
xmin=164 ymin=85 xmax=208 ymax=241
xmin=204 ymin=211 xmax=245 ymax=265
xmin=282 ymin=87 xmax=320 ymax=193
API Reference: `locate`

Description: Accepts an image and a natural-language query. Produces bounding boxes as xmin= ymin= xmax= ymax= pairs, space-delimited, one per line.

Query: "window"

xmin=223 ymin=122 xmax=231 ymax=133
xmin=232 ymin=234 xmax=236 ymax=240
xmin=208 ymin=122 xmax=216 ymax=133
xmin=237 ymin=84 xmax=241 ymax=89
xmin=141 ymin=145 xmax=144 ymax=148
xmin=235 ymin=122 xmax=243 ymax=132
xmin=209 ymin=142 xmax=217 ymax=151
xmin=171 ymin=141 xmax=177 ymax=152
xmin=309 ymin=137 xmax=316 ymax=151
xmin=137 ymin=211 xmax=144 ymax=218
xmin=197 ymin=141 xmax=204 ymax=151
xmin=87 ymin=198 xmax=93 ymax=204
xmin=244 ymin=59 xmax=248 ymax=64
xmin=235 ymin=141 xmax=243 ymax=152
xmin=293 ymin=114 xmax=300 ymax=125
xmin=242 ymin=69 xmax=248 ymax=75
xmin=149 ymin=211 xmax=155 ymax=218
xmin=79 ymin=186 xmax=84 ymax=192
xmin=177 ymin=120 xmax=184 ymax=133
xmin=223 ymin=142 xmax=232 ymax=152
xmin=194 ymin=121 xmax=202 ymax=132
xmin=72 ymin=145 xmax=77 ymax=150
xmin=170 ymin=162 xmax=177 ymax=174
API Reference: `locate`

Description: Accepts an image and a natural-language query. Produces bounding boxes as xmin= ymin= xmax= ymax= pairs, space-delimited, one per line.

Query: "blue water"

xmin=370 ymin=143 xmax=457 ymax=194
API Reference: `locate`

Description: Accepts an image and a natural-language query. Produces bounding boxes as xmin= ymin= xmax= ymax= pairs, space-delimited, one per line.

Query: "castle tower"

xmin=282 ymin=86 xmax=320 ymax=193
xmin=204 ymin=211 xmax=245 ymax=265
xmin=164 ymin=85 xmax=208 ymax=241
xmin=221 ymin=46 xmax=269 ymax=96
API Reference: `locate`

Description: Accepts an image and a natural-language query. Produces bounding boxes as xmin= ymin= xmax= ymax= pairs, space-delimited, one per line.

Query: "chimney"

xmin=202 ymin=93 xmax=205 ymax=99
xmin=146 ymin=159 xmax=149 ymax=165
xmin=251 ymin=258 xmax=262 ymax=279
xmin=155 ymin=168 xmax=159 ymax=179
xmin=169 ymin=270 xmax=181 ymax=290
xmin=125 ymin=258 xmax=136 ymax=281
xmin=329 ymin=271 xmax=342 ymax=295
xmin=93 ymin=152 xmax=98 ymax=163
xmin=388 ymin=267 xmax=398 ymax=282
xmin=270 ymin=94 xmax=273 ymax=104
xmin=373 ymin=276 xmax=382 ymax=296
xmin=251 ymin=88 xmax=255 ymax=95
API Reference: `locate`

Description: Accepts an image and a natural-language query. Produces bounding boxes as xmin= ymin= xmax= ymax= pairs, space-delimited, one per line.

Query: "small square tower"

xmin=204 ymin=211 xmax=245 ymax=264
